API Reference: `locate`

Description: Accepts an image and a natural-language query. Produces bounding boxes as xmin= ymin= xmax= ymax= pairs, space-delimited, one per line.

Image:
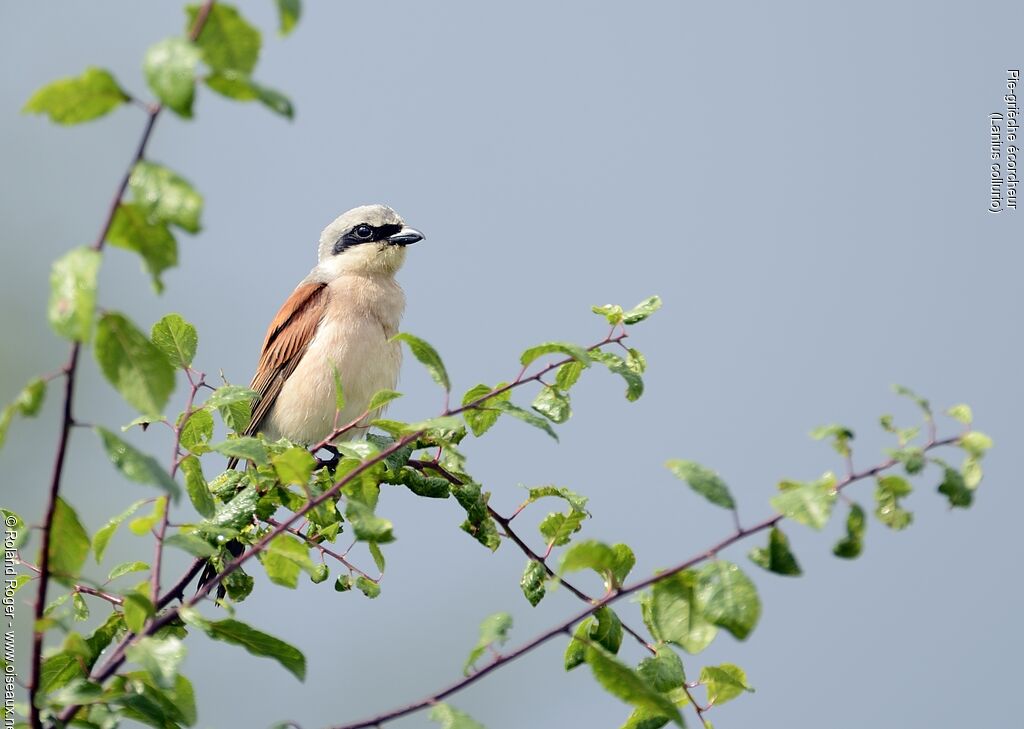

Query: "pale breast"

xmin=263 ymin=275 xmax=404 ymax=445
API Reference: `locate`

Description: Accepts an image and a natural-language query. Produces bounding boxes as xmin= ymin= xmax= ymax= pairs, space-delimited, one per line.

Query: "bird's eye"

xmin=354 ymin=225 xmax=373 ymax=240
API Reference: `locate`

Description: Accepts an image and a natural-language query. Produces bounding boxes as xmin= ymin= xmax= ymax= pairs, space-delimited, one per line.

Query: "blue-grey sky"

xmin=2 ymin=2 xmax=1021 ymax=728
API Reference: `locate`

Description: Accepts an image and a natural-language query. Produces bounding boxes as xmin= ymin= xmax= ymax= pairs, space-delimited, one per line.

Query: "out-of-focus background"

xmin=2 ymin=2 xmax=1021 ymax=727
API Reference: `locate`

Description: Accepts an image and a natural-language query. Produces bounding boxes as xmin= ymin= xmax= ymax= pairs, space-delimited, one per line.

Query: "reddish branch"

xmin=57 ymin=332 xmax=632 ymax=724
xmin=328 ymin=434 xmax=961 ymax=729
xmin=30 ymin=4 xmax=217 ymax=727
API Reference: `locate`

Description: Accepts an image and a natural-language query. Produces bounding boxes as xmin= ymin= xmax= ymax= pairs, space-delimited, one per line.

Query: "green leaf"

xmin=697 ymin=561 xmax=761 ymax=640
xmin=650 ymin=570 xmax=717 ymax=654
xmin=107 ymin=203 xmax=179 ymax=292
xmin=620 ymin=707 xmax=674 ymax=729
xmin=450 ymin=481 xmax=501 ymax=551
xmin=205 ymin=70 xmax=294 ymax=118
xmin=355 ymin=575 xmax=381 ymax=598
xmin=276 ymin=0 xmax=301 ymax=36
xmin=178 ymin=455 xmax=214 ymax=517
xmin=368 ymin=388 xmax=403 ymax=412
xmin=770 ymin=474 xmax=837 ymax=530
xmin=946 ymin=404 xmax=973 ymax=425
xmin=187 ymin=3 xmax=261 ymax=73
xmin=262 ymin=534 xmax=314 ymax=588
xmin=539 ymin=511 xmax=585 ymax=547
xmin=700 ymin=663 xmax=753 ymax=705
xmin=565 ymin=617 xmax=594 ymax=670
xmin=463 ymin=612 xmax=513 ymax=675
xmin=392 ymin=332 xmax=450 ymax=390
xmin=665 ymin=460 xmax=735 ymax=510
xmin=95 ymin=313 xmax=176 ymax=416
xmin=129 ymin=497 xmax=166 ymax=536
xmin=210 ymin=436 xmax=268 ymax=466
xmin=937 ymin=464 xmax=973 ymax=508
xmin=0 ymin=377 xmax=47 ymax=450
xmin=490 ymin=399 xmax=559 ymax=441
xmin=122 ymin=593 xmax=155 ymax=633
xmin=555 ymin=360 xmax=585 ymax=391
xmin=592 ymin=303 xmax=625 ymax=325
xmin=22 ymin=66 xmax=129 ymax=124
xmin=460 ymin=383 xmax=511 ymax=437
xmin=205 ymin=384 xmax=258 ymax=409
xmin=890 ymin=446 xmax=926 ymax=475
xmin=203 ymin=485 xmax=258 ymax=531
xmin=749 ymin=527 xmax=802 ymax=575
xmin=130 ymin=163 xmax=204 ymax=234
xmin=49 ymin=498 xmax=90 ymax=580
xmin=809 ymin=423 xmax=854 ymax=457
xmin=309 ymin=563 xmax=329 ymax=584
xmin=892 ymin=384 xmax=932 ymax=416
xmin=622 ymin=295 xmax=663 ymax=324
xmin=520 ymin=560 xmax=547 ymax=606
xmin=610 ymin=543 xmax=636 ymax=586
xmin=48 ymin=246 xmax=100 ymax=342
xmin=96 ymin=427 xmax=181 ymax=501
xmin=875 ymin=475 xmax=913 ymax=529
xmin=519 ymin=341 xmax=592 ymax=367
xmin=560 ymin=539 xmax=616 ymax=579
xmin=532 ymin=386 xmax=571 ymax=423
xmin=833 ymin=504 xmax=866 ymax=558
xmin=429 ymin=704 xmax=486 ymax=729
xmin=272 ymin=446 xmax=316 ymax=486
xmin=165 ymin=532 xmax=217 ymax=558
xmin=125 ymin=637 xmax=185 ymax=690
xmin=525 ymin=485 xmax=589 ymax=513
xmin=586 ymin=644 xmax=684 ymax=726
xmin=143 ymin=37 xmax=200 ymax=117
xmin=345 ymin=500 xmax=395 ymax=543
xmin=368 ymin=542 xmax=386 ymax=573
xmin=589 ymin=350 xmax=644 ymax=401
xmin=625 ymin=347 xmax=647 ymax=374
xmin=334 ymin=575 xmax=353 ymax=592
xmin=179 ymin=408 xmax=214 ymax=454
xmin=93 ymin=500 xmax=147 ymax=562
xmin=38 ymin=651 xmax=86 ymax=696
xmin=0 ymin=509 xmax=28 ymax=549
xmin=179 ymin=611 xmax=306 ymax=681
xmin=960 ymin=431 xmax=993 ymax=459
xmin=961 ymin=455 xmax=983 ymax=489
xmin=591 ymin=607 xmax=624 ymax=654
xmin=72 ymin=592 xmax=89 ymax=622
xmin=108 ymin=561 xmax=149 ymax=581
xmin=637 ymin=645 xmax=686 ymax=692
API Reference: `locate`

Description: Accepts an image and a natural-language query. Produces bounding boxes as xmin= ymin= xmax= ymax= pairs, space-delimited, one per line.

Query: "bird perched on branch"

xmin=226 ymin=202 xmax=424 ymax=464
xmin=202 ymin=205 xmax=424 ymax=596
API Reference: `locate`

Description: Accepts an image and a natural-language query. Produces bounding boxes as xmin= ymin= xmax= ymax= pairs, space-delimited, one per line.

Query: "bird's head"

xmin=315 ymin=204 xmax=424 ymax=278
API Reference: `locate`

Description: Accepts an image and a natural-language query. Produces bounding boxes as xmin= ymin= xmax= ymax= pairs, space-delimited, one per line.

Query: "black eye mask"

xmin=332 ymin=223 xmax=404 ymax=255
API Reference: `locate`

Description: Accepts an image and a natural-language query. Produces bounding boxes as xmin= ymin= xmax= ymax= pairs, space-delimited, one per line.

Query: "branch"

xmin=328 ymin=434 xmax=961 ymax=729
xmin=31 ymin=4 xmax=218 ymax=727
xmin=151 ymin=369 xmax=205 ymax=602
xmin=264 ymin=518 xmax=379 ymax=583
xmin=60 ymin=326 xmax=628 ymax=724
xmin=410 ymin=459 xmax=714 ymax=725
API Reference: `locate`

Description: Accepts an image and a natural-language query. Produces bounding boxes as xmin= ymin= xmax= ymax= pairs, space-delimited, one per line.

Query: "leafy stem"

xmin=29 ymin=4 xmax=218 ymax=727
xmin=329 ymin=433 xmax=961 ymax=729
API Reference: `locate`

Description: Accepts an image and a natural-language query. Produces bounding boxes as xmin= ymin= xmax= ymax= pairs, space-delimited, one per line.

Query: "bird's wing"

xmin=245 ymin=281 xmax=330 ymax=438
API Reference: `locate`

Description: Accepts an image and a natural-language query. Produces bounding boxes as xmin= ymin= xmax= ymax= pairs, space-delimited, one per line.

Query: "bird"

xmin=228 ymin=203 xmax=424 ymax=464
xmin=201 ymin=205 xmax=424 ymax=596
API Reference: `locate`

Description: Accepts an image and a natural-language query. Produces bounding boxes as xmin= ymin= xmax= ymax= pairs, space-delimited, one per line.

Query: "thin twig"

xmin=151 ymin=370 xmax=204 ymax=602
xmin=264 ymin=518 xmax=379 ymax=583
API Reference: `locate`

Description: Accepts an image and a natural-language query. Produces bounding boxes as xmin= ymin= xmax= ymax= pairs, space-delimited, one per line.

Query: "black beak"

xmin=388 ymin=226 xmax=424 ymax=247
